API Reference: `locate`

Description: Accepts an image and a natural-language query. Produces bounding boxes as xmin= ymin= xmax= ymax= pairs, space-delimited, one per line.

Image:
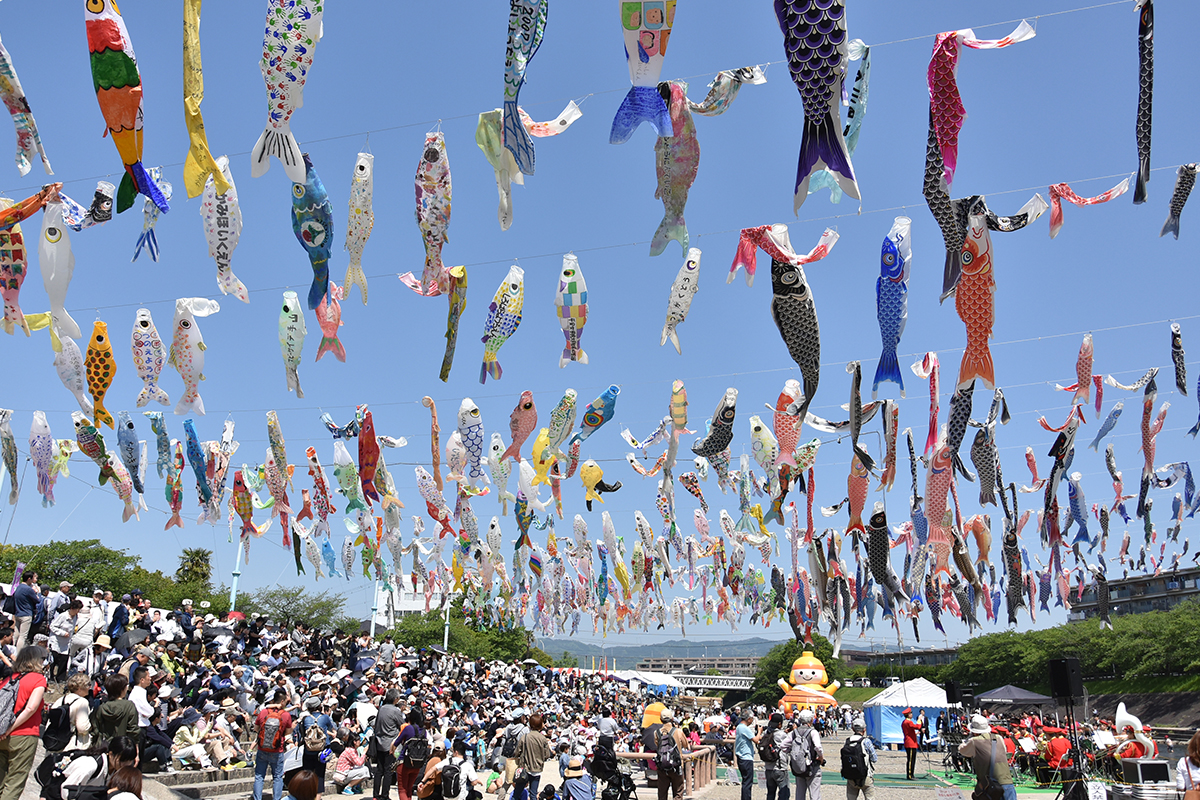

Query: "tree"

xmin=383 ymin=600 xmax=537 ymax=661
xmin=244 ymin=585 xmax=349 ymax=630
xmin=748 ymin=633 xmax=843 ymax=706
xmin=554 ymin=651 xmax=579 ymax=668
xmin=175 ymin=548 xmax=214 ymax=592
xmin=0 ymin=539 xmax=137 ymax=595
xmin=526 ymin=647 xmax=553 ymax=667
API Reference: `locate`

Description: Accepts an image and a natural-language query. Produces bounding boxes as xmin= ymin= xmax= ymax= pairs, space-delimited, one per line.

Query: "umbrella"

xmin=522 ymin=658 xmax=541 ymax=665
xmin=202 ymin=625 xmax=235 ymax=640
xmin=354 ymin=650 xmax=378 ymax=672
xmin=114 ymin=628 xmax=151 ymax=652
xmin=642 ymin=702 xmax=666 ymax=727
xmin=226 ymin=611 xmax=246 ymax=621
xmin=430 ymin=645 xmax=448 ymax=655
xmin=284 ymin=658 xmax=320 ymax=670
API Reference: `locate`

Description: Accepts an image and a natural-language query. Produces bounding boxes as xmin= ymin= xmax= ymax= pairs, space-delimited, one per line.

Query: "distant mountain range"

xmin=534 ymin=636 xmax=791 ymax=666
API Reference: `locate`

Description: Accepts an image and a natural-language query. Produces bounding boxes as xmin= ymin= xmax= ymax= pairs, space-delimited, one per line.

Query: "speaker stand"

xmin=1050 ymin=696 xmax=1084 ymax=800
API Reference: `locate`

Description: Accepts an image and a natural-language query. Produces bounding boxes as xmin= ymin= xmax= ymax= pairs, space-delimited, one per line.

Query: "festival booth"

xmin=863 ymin=677 xmax=957 ymax=746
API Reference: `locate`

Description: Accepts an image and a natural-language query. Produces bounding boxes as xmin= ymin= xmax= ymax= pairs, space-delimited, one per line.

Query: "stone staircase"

xmin=146 ymin=765 xmax=270 ymax=800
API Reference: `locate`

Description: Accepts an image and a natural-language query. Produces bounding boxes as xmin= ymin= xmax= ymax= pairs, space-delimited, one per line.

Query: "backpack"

xmin=589 ymin=742 xmax=618 ymax=781
xmin=34 ymin=750 xmax=106 ymax=800
xmin=789 ymin=725 xmax=816 ymax=778
xmin=501 ymin=729 xmax=520 ymax=759
xmin=258 ymin=709 xmax=287 ymax=752
xmin=656 ymin=727 xmax=681 ymax=776
xmin=0 ymin=673 xmax=27 ymax=737
xmin=441 ymin=757 xmax=463 ymax=798
xmin=303 ymin=717 xmax=328 ymax=751
xmin=404 ymin=729 xmax=431 ymax=769
xmin=840 ymin=736 xmax=870 ymax=783
xmin=758 ymin=729 xmax=780 ymax=764
xmin=43 ymin=694 xmax=84 ymax=752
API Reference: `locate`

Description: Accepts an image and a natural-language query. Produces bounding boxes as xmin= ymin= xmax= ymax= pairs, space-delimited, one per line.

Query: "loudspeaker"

xmin=960 ymin=690 xmax=975 ymax=709
xmin=1048 ymin=658 xmax=1084 ymax=699
xmin=945 ymin=680 xmax=961 ymax=704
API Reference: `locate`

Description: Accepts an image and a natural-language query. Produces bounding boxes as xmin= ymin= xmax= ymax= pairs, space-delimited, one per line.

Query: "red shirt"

xmin=902 ymin=718 xmax=920 ymax=748
xmin=1 ymin=672 xmax=47 ymax=736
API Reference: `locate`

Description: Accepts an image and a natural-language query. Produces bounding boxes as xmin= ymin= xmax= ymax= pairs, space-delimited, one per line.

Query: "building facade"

xmin=635 ymin=655 xmax=762 ymax=676
xmin=1068 ymin=566 xmax=1200 ymax=623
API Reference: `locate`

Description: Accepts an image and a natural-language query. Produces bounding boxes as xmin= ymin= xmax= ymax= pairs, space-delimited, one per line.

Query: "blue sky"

xmin=1 ymin=0 xmax=1197 ymax=653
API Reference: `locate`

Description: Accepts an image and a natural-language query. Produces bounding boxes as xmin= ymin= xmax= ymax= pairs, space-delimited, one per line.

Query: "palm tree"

xmin=175 ymin=548 xmax=214 ymax=591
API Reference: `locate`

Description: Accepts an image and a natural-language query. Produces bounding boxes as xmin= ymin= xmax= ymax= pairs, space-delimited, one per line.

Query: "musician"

xmin=1044 ymin=728 xmax=1073 ymax=770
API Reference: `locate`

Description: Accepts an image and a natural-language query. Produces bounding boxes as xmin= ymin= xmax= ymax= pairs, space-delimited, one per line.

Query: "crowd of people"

xmin=0 ymin=570 xmax=1197 ymax=800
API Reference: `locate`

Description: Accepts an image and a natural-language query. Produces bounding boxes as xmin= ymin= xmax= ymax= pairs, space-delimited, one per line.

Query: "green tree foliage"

xmin=554 ymin=651 xmax=580 ymax=668
xmin=383 ymin=600 xmax=536 ymax=661
xmin=0 ymin=539 xmax=137 ymax=595
xmin=526 ymin=647 xmax=553 ymax=667
xmin=240 ymin=585 xmax=349 ymax=630
xmin=174 ymin=548 xmax=214 ymax=592
xmin=944 ymin=600 xmax=1200 ymax=692
xmin=749 ymin=633 xmax=843 ymax=706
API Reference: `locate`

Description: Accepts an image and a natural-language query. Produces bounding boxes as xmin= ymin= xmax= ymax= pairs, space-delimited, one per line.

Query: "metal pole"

xmin=369 ymin=577 xmax=380 ymax=638
xmin=229 ymin=536 xmax=244 ymax=612
xmin=442 ymin=594 xmax=452 ymax=649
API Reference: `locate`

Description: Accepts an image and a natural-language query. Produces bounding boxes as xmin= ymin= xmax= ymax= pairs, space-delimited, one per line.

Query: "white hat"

xmin=969 ymin=714 xmax=991 ymax=735
xmin=182 ymin=598 xmax=193 ymax=606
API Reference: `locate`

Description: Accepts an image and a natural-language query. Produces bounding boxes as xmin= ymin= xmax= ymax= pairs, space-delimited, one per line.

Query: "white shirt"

xmin=1176 ymin=757 xmax=1200 ymax=791
xmin=129 ymin=685 xmax=154 ymax=727
xmin=435 ymin=755 xmax=478 ymax=800
xmin=49 ymin=611 xmax=79 ymax=654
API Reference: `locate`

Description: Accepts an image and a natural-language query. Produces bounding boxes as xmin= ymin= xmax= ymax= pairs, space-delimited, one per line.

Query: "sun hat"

xmin=969 ymin=715 xmax=991 ymax=735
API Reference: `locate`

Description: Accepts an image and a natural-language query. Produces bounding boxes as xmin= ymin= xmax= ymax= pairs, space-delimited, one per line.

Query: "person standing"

xmin=48 ymin=599 xmax=83 ymax=683
xmin=841 ymin=719 xmax=877 ymax=800
xmin=1175 ymin=732 xmax=1200 ymax=794
xmin=790 ymin=709 xmax=823 ymax=800
xmin=763 ymin=713 xmax=793 ymax=800
xmin=0 ymin=645 xmax=49 ymax=800
xmin=517 ymin=713 xmax=553 ymax=800
xmin=10 ymin=572 xmax=39 ymax=647
xmin=253 ymin=689 xmax=294 ymax=800
xmin=655 ymin=709 xmax=688 ymax=800
xmin=957 ymin=715 xmax=1016 ymax=800
xmin=901 ymin=708 xmax=920 ymax=779
xmin=735 ymin=710 xmax=761 ymax=800
xmin=392 ymin=707 xmax=427 ymax=800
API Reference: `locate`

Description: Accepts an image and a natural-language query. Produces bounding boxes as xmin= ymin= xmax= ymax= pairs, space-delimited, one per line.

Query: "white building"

xmin=372 ymin=580 xmax=454 ymax=630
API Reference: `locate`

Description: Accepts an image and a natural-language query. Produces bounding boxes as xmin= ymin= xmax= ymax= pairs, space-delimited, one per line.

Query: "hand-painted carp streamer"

xmin=85 ymin=0 xmax=170 ymax=214
xmin=502 ymin=0 xmax=549 ymax=176
xmin=774 ymin=0 xmax=860 ymax=213
xmin=0 ymin=34 xmax=52 ymax=176
xmin=250 ymin=0 xmax=324 ymax=183
xmin=181 ymin=0 xmax=229 ymax=200
xmin=400 ymin=133 xmax=452 ymax=298
xmin=476 ymin=103 xmax=582 ymax=232
xmin=610 ymin=0 xmax=675 ymax=144
xmin=1047 ymin=176 xmax=1131 ymax=239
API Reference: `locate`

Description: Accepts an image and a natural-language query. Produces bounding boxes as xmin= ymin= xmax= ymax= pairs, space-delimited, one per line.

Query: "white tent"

xmin=862 ymin=677 xmax=959 ymax=745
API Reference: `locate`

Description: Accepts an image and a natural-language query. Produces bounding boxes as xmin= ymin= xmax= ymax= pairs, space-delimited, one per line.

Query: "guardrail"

xmin=616 ymin=745 xmax=718 ymax=799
